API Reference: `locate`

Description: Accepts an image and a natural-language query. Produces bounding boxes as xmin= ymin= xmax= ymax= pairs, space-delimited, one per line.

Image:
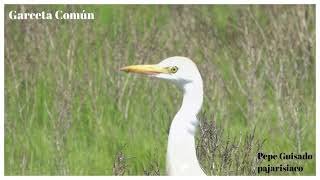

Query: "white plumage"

xmin=121 ymin=56 xmax=206 ymax=176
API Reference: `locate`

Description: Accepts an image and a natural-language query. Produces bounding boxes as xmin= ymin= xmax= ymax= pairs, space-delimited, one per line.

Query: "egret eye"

xmin=170 ymin=66 xmax=179 ymax=73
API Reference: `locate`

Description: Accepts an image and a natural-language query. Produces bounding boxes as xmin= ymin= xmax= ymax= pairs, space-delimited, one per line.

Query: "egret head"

xmin=120 ymin=56 xmax=202 ymax=89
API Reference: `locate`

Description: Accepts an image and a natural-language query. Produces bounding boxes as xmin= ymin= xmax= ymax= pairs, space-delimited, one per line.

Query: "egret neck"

xmin=180 ymin=80 xmax=203 ymax=116
xmin=166 ymin=78 xmax=205 ymax=175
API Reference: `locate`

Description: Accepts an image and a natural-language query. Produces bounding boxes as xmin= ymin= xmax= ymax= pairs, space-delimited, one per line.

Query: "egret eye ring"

xmin=170 ymin=66 xmax=178 ymax=73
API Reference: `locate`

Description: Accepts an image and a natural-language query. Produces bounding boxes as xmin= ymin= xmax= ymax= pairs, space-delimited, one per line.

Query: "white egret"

xmin=121 ymin=56 xmax=207 ymax=176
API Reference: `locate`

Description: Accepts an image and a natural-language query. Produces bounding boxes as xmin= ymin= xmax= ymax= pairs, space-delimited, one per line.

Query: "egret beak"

xmin=120 ymin=64 xmax=169 ymax=75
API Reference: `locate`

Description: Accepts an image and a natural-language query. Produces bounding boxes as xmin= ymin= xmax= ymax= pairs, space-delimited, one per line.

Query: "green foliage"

xmin=5 ymin=5 xmax=315 ymax=175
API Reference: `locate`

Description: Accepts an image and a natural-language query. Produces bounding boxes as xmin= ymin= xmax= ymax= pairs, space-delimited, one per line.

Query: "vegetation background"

xmin=5 ymin=5 xmax=315 ymax=175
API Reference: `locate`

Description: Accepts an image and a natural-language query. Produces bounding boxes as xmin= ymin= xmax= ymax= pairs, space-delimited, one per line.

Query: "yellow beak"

xmin=120 ymin=64 xmax=169 ymax=75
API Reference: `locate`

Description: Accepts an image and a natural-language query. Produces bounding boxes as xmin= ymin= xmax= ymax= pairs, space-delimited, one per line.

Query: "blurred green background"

xmin=5 ymin=5 xmax=315 ymax=175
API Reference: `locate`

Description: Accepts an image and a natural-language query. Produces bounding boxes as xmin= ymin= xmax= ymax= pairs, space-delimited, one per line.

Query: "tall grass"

xmin=5 ymin=5 xmax=315 ymax=175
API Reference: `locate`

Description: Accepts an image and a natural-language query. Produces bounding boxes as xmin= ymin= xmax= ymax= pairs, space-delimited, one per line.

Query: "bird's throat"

xmin=166 ymin=80 xmax=205 ymax=175
xmin=180 ymin=81 xmax=203 ymax=116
